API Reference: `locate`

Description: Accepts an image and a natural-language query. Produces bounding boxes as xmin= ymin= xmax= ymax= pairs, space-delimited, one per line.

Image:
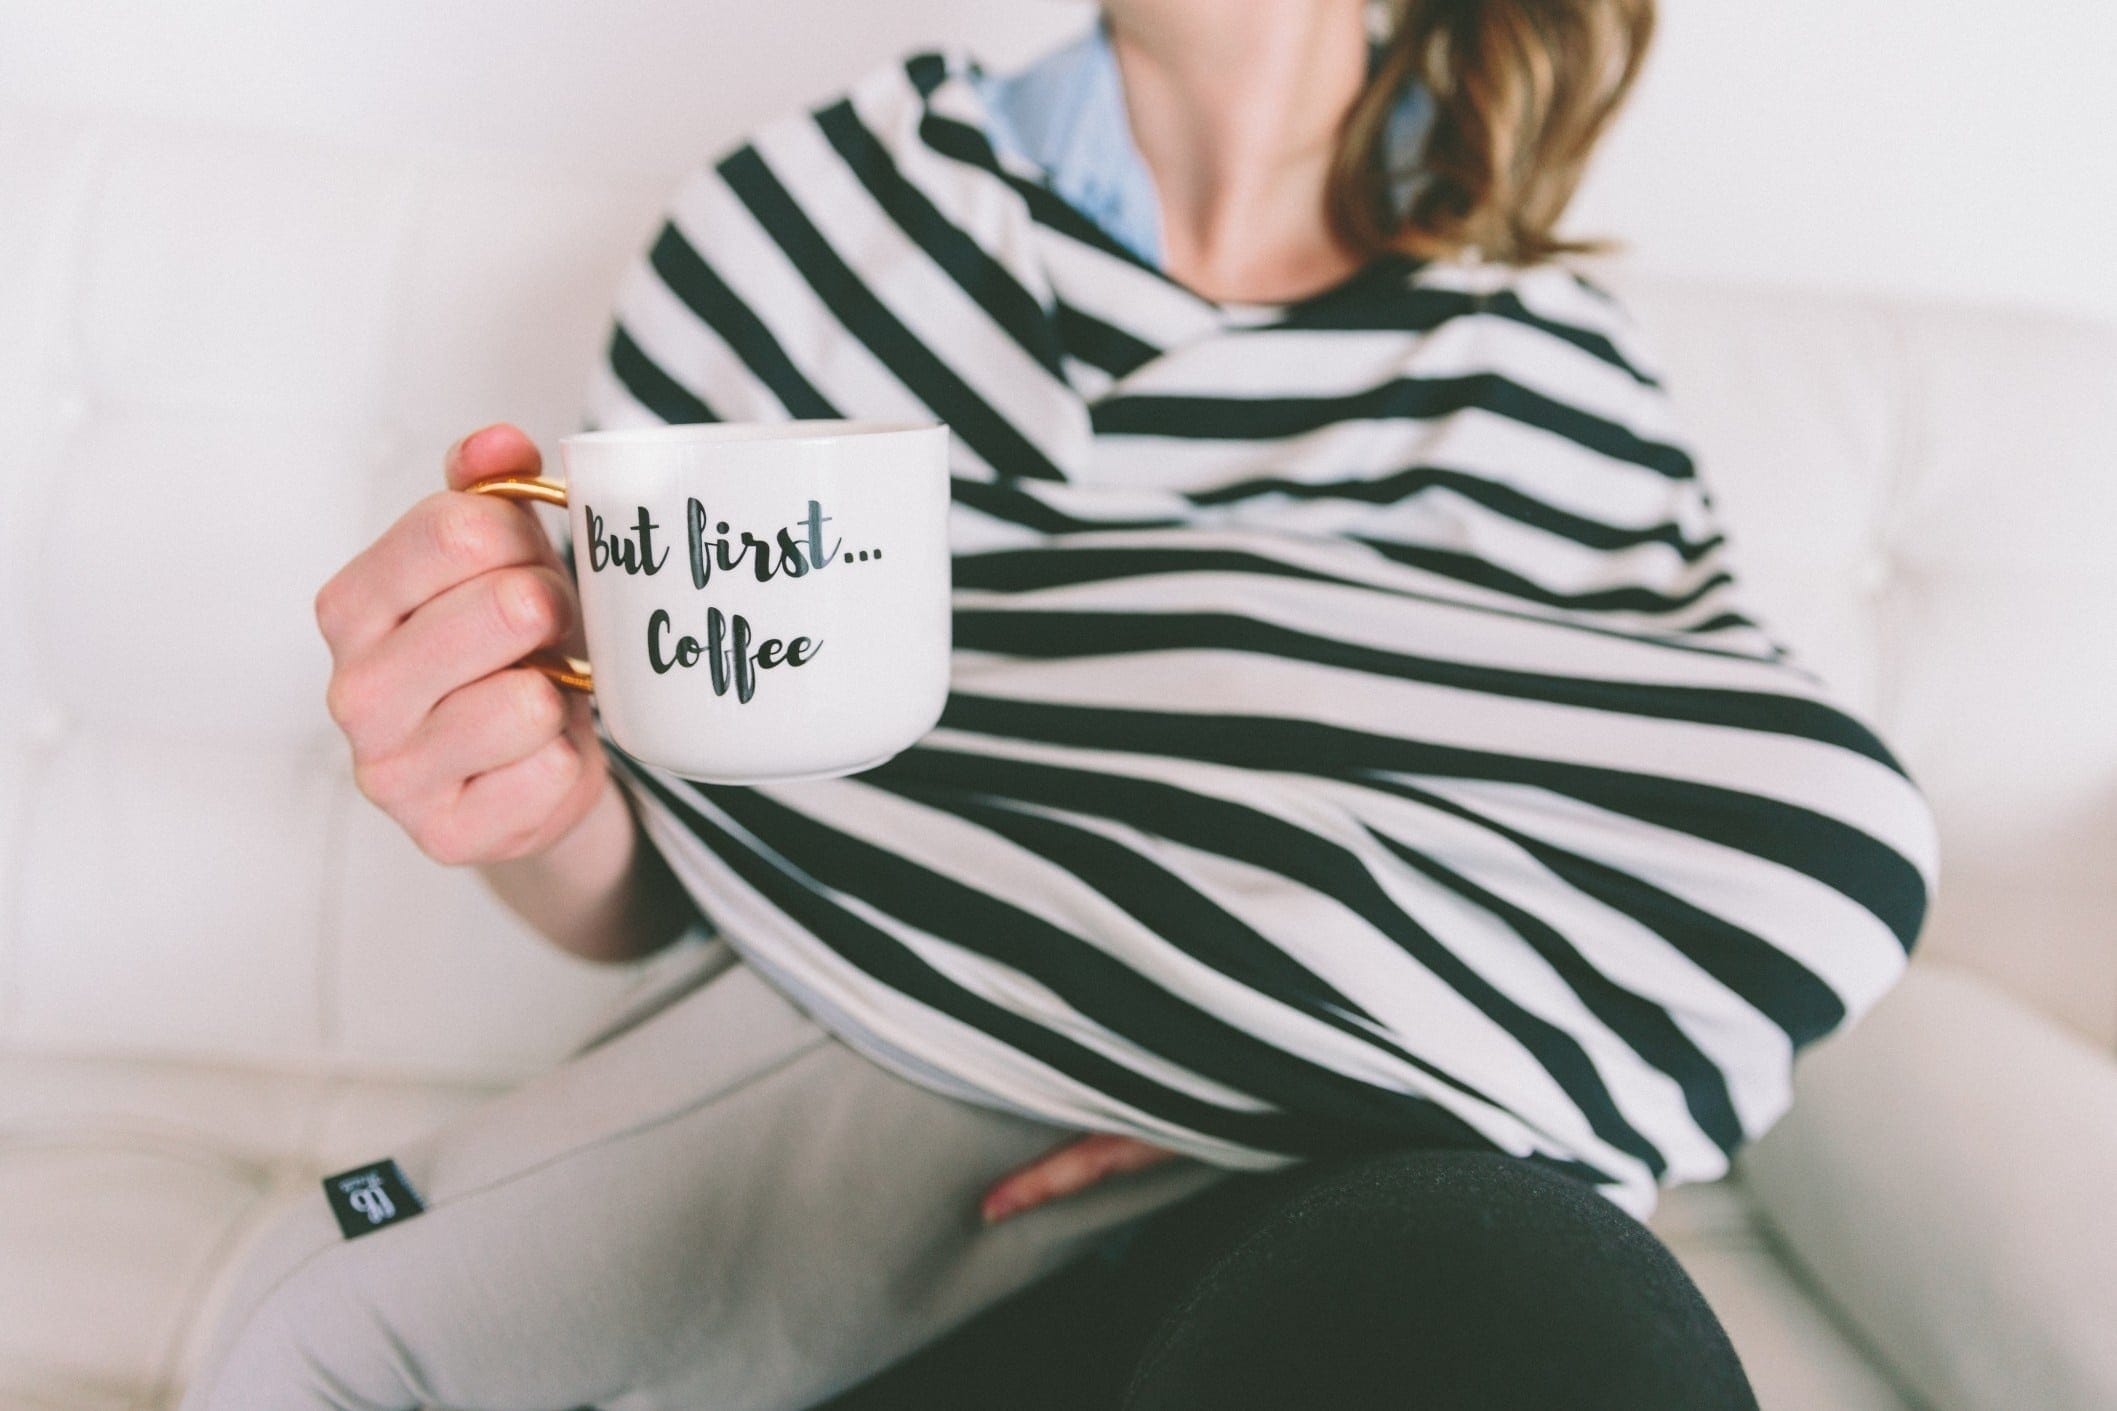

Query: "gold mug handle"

xmin=464 ymin=474 xmax=594 ymax=694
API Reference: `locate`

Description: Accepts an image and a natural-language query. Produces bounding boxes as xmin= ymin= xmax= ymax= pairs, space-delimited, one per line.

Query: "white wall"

xmin=0 ymin=1 xmax=1084 ymax=169
xmin=3 ymin=0 xmax=2111 ymax=325
xmin=1566 ymin=1 xmax=2117 ymax=326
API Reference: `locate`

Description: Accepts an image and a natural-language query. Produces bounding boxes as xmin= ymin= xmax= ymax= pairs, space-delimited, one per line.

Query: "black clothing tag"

xmin=322 ymin=1158 xmax=425 ymax=1239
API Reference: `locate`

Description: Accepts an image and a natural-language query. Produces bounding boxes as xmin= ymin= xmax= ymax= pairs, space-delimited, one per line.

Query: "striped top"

xmin=570 ymin=47 xmax=1938 ymax=1216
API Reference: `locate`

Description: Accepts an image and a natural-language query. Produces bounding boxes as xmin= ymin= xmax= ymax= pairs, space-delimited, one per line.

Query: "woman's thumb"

xmin=444 ymin=422 xmax=543 ymax=492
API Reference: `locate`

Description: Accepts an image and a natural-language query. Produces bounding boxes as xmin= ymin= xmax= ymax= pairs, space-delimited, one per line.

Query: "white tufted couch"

xmin=6 ymin=36 xmax=2117 ymax=1411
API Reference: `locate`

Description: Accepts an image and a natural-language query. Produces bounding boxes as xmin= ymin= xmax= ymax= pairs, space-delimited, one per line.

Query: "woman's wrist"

xmin=477 ymin=776 xmax=697 ymax=965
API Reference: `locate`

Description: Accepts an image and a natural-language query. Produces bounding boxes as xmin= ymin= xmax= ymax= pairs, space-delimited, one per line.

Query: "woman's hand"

xmin=980 ymin=1134 xmax=1183 ymax=1223
xmin=316 ymin=423 xmax=606 ymax=868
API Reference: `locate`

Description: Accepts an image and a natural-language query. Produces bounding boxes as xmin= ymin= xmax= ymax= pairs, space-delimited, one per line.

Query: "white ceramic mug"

xmin=468 ymin=420 xmax=952 ymax=784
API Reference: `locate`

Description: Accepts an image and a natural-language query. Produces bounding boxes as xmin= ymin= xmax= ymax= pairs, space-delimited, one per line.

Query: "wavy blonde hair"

xmin=1328 ymin=0 xmax=1656 ymax=266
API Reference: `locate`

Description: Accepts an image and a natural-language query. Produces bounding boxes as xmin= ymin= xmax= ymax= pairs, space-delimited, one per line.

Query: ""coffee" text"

xmin=646 ymin=606 xmax=822 ymax=704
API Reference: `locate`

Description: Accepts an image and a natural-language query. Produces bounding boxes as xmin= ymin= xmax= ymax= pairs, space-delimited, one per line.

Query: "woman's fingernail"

xmin=981 ymin=1194 xmax=1016 ymax=1224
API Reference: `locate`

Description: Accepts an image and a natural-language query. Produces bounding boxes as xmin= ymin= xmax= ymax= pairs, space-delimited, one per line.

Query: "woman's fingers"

xmin=428 ymin=693 xmax=605 ymax=866
xmin=328 ymin=564 xmax=575 ymax=759
xmin=379 ymin=667 xmax=574 ymax=794
xmin=316 ymin=422 xmax=608 ymax=874
xmin=979 ymin=1134 xmax=1182 ymax=1224
xmin=316 ymin=486 xmax=559 ymax=662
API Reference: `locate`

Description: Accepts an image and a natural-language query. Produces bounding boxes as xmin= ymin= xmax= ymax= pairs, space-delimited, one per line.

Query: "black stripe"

xmin=947 ymin=477 xmax=1187 ymax=536
xmin=1092 ymin=374 xmax=1695 ymax=481
xmin=718 ymin=145 xmax=1072 ymax=481
xmin=1353 ymin=774 xmax=1852 ymax=1049
xmin=911 ymin=101 xmax=1210 ymax=377
xmin=617 ymin=759 xmax=1326 ymax=1153
xmin=646 ymin=222 xmax=838 ymax=418
xmin=1683 ymin=611 xmax=1774 ymax=642
xmin=904 ymin=50 xmax=950 ymax=97
xmin=1186 ymin=462 xmax=1723 ymax=563
xmin=606 ymin=323 xmax=716 ymax=424
xmin=693 ymin=775 xmax=1524 ymax=1154
xmin=1350 ymin=537 xmax=1735 ymax=617
xmin=936 ymin=791 xmax=1377 ymax=1028
xmin=870 ymin=744 xmax=1673 ymax=1178
xmin=1359 ymin=821 xmax=1745 ymax=1153
xmin=933 ymin=694 xmax=1929 ymax=949
xmin=1388 ymin=283 xmax=1668 ymax=389
xmin=1057 ymin=301 xmax=1161 ymax=380
xmin=946 ymin=607 xmax=1898 ymax=766
xmin=814 ymin=97 xmax=1070 ymax=383
xmin=1209 ymin=267 xmax=1662 ymax=391
xmin=954 ymin=543 xmax=1354 ymax=594
xmin=907 ymin=786 xmax=1641 ymax=1154
xmin=949 ymin=543 xmax=1783 ymax=667
xmin=913 ymin=108 xmax=1206 ymax=310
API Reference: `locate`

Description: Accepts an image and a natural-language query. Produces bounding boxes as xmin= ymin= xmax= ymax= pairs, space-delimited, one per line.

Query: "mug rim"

xmin=561 ymin=418 xmax=943 ymax=448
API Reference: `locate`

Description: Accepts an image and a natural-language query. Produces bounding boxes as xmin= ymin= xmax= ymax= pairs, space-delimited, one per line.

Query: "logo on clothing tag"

xmin=322 ymin=1158 xmax=425 ymax=1239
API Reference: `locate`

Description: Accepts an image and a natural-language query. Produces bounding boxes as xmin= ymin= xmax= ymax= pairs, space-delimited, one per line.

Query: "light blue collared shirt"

xmin=972 ymin=18 xmax=1434 ymax=271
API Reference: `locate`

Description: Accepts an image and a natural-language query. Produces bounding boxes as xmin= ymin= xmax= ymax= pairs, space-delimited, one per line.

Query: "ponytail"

xmin=1327 ymin=0 xmax=1657 ymax=266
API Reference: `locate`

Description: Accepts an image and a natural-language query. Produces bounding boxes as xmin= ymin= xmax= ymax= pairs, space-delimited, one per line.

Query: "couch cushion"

xmin=1741 ymin=963 xmax=2117 ymax=1411
xmin=0 ymin=1052 xmax=499 ymax=1410
xmin=1649 ymin=1179 xmax=1913 ymax=1410
xmin=0 ymin=105 xmax=663 ymax=1084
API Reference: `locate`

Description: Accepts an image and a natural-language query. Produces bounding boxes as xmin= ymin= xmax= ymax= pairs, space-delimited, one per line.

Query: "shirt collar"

xmin=974 ymin=19 xmax=1434 ymax=270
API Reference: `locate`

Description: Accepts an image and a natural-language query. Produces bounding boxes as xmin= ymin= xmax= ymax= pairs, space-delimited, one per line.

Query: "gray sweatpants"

xmin=178 ymin=938 xmax=1227 ymax=1411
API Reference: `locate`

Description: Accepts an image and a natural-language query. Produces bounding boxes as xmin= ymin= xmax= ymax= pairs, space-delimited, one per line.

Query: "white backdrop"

xmin=1569 ymin=1 xmax=2117 ymax=326
xmin=3 ymin=0 xmax=2112 ymax=323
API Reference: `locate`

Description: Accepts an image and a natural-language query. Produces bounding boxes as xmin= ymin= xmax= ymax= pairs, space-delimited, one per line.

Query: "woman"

xmin=186 ymin=1 xmax=1935 ymax=1407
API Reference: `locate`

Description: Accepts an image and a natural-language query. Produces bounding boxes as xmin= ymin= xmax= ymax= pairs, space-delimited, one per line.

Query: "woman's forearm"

xmin=476 ymin=780 xmax=698 ymax=964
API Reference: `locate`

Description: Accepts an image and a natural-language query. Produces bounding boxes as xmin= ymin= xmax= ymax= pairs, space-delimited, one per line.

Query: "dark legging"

xmin=819 ymin=1149 xmax=1759 ymax=1411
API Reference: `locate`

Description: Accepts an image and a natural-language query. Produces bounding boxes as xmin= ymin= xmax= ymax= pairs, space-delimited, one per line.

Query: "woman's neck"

xmin=1104 ymin=0 xmax=1370 ymax=303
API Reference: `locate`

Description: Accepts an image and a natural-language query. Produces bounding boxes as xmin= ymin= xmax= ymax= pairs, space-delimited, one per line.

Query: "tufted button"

xmin=27 ymin=699 xmax=72 ymax=747
xmin=1858 ymin=550 xmax=1894 ymax=595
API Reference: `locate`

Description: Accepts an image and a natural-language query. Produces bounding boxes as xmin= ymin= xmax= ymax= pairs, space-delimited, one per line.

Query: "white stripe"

xmin=582 ymin=358 xmax=668 ymax=435
xmin=1412 ymin=778 xmax=1912 ymax=1013
xmin=627 ymin=769 xmax=1280 ymax=1165
xmin=902 ymin=724 xmax=1663 ymax=1191
xmin=1086 ymin=811 xmax=1672 ymax=1189
xmin=951 ymin=566 xmax=1802 ymax=695
xmin=845 ymin=68 xmax=1061 ymax=312
xmin=1085 ymin=406 xmax=1717 ymax=538
xmin=952 ymin=521 xmax=1784 ymax=662
xmin=1238 ymin=486 xmax=1725 ymax=602
xmin=1111 ymin=317 xmax=1684 ymax=452
xmin=752 ymin=115 xmax=1091 ymax=466
xmin=1332 ymin=777 xmax=1796 ymax=1141
xmin=664 ymin=161 xmax=1000 ymax=480
xmin=949 ymin=647 xmax=1935 ymax=861
xmin=777 ymin=772 xmax=1576 ymax=1137
xmin=614 ymin=254 xmax=793 ymax=422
